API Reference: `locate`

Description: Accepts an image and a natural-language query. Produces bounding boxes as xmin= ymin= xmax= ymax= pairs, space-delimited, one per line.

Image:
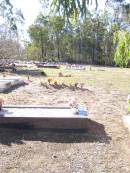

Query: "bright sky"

xmin=11 ymin=0 xmax=107 ymax=32
xmin=11 ymin=0 xmax=41 ymax=30
xmin=11 ymin=0 xmax=130 ymax=39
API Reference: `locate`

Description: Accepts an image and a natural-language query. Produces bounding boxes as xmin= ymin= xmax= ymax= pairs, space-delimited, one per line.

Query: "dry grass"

xmin=0 ymin=65 xmax=130 ymax=173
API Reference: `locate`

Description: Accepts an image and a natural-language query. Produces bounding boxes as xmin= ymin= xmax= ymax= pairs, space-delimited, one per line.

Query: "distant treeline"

xmin=27 ymin=14 xmax=115 ymax=66
xmin=27 ymin=10 xmax=130 ymax=67
xmin=0 ymin=0 xmax=130 ymax=67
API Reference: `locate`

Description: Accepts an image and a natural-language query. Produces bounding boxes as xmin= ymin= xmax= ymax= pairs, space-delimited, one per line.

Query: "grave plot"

xmin=35 ymin=62 xmax=60 ymax=69
xmin=0 ymin=76 xmax=26 ymax=93
xmin=66 ymin=65 xmax=86 ymax=70
xmin=0 ymin=105 xmax=88 ymax=129
xmin=11 ymin=69 xmax=45 ymax=76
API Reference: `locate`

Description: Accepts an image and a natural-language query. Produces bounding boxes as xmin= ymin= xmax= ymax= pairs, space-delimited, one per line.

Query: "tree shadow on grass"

xmin=0 ymin=119 xmax=111 ymax=146
xmin=11 ymin=69 xmax=46 ymax=77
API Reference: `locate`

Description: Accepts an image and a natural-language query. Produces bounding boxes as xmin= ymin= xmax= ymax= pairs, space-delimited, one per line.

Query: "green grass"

xmin=9 ymin=64 xmax=130 ymax=93
xmin=37 ymin=65 xmax=130 ymax=93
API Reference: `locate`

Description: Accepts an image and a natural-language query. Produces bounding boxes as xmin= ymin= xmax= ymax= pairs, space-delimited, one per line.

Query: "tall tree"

xmin=48 ymin=16 xmax=64 ymax=60
xmin=0 ymin=0 xmax=24 ymax=30
xmin=113 ymin=31 xmax=130 ymax=67
xmin=28 ymin=14 xmax=49 ymax=60
xmin=40 ymin=0 xmax=98 ymax=20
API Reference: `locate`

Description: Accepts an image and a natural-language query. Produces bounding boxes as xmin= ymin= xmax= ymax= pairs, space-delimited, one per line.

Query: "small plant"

xmin=75 ymin=83 xmax=78 ymax=88
xmin=54 ymin=80 xmax=58 ymax=85
xmin=40 ymin=81 xmax=45 ymax=86
xmin=41 ymin=82 xmax=49 ymax=89
xmin=41 ymin=71 xmax=47 ymax=76
xmin=48 ymin=77 xmax=53 ymax=84
xmin=65 ymin=74 xmax=71 ymax=77
xmin=62 ymin=82 xmax=68 ymax=88
xmin=127 ymin=94 xmax=130 ymax=113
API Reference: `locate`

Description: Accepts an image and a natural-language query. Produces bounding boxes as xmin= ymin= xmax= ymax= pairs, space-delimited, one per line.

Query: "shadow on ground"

xmin=0 ymin=119 xmax=111 ymax=146
xmin=41 ymin=83 xmax=93 ymax=92
xmin=11 ymin=69 xmax=45 ymax=77
xmin=3 ymin=82 xmax=27 ymax=94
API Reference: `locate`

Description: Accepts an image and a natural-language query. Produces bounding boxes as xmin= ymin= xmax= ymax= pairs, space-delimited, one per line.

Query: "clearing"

xmin=0 ymin=65 xmax=130 ymax=173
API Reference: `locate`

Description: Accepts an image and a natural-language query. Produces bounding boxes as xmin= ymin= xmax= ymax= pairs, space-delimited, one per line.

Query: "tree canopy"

xmin=0 ymin=0 xmax=24 ymax=30
xmin=113 ymin=31 xmax=130 ymax=67
xmin=0 ymin=0 xmax=130 ymax=68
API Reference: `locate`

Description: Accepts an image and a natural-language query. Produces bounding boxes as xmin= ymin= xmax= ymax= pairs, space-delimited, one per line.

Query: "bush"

xmin=114 ymin=31 xmax=130 ymax=68
xmin=41 ymin=71 xmax=47 ymax=76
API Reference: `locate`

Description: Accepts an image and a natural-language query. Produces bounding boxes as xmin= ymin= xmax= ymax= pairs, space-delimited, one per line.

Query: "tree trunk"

xmin=44 ymin=43 xmax=46 ymax=57
xmin=57 ymin=38 xmax=60 ymax=60
xmin=40 ymin=31 xmax=44 ymax=60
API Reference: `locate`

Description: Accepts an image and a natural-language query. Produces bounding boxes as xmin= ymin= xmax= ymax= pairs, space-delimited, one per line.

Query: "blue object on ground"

xmin=77 ymin=105 xmax=88 ymax=116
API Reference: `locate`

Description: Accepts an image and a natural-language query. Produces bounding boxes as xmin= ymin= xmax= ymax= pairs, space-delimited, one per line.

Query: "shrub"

xmin=41 ymin=71 xmax=47 ymax=76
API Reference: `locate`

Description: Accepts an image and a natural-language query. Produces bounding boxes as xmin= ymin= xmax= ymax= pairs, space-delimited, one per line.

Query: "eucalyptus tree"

xmin=0 ymin=0 xmax=24 ymax=30
xmin=0 ymin=24 xmax=24 ymax=60
xmin=40 ymin=0 xmax=98 ymax=21
xmin=106 ymin=0 xmax=130 ymax=26
xmin=28 ymin=14 xmax=49 ymax=60
xmin=48 ymin=15 xmax=65 ymax=60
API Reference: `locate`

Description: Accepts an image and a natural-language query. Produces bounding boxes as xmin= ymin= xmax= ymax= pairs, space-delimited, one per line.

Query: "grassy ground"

xmin=12 ymin=65 xmax=130 ymax=92
xmin=0 ymin=65 xmax=130 ymax=173
xmin=40 ymin=65 xmax=130 ymax=92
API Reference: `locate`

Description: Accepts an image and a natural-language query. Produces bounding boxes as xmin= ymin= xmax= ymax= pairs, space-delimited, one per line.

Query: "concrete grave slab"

xmin=0 ymin=105 xmax=89 ymax=129
xmin=0 ymin=76 xmax=26 ymax=92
